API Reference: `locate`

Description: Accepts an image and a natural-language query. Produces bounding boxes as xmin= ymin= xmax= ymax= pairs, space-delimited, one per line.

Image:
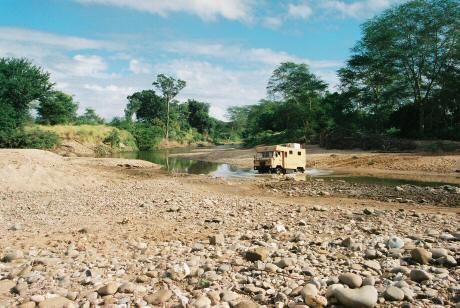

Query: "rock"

xmin=31 ymin=295 xmax=46 ymax=302
xmin=19 ymin=302 xmax=36 ymax=308
xmin=362 ymin=277 xmax=375 ymax=286
xmin=245 ymin=247 xmax=269 ymax=261
xmin=2 ymin=250 xmax=24 ymax=262
xmin=192 ymin=295 xmax=211 ymax=308
xmin=334 ymin=285 xmax=378 ymax=308
xmin=341 ymin=237 xmax=362 ymax=250
xmin=300 ymin=283 xmax=318 ymax=301
xmin=118 ymin=282 xmax=136 ymax=293
xmin=144 ymin=289 xmax=173 ymax=305
xmin=38 ymin=296 xmax=74 ymax=308
xmin=431 ymin=248 xmax=448 ymax=259
xmin=339 ymin=273 xmax=362 ymax=288
xmin=301 ymin=285 xmax=327 ymax=308
xmin=277 ymin=258 xmax=295 ymax=268
xmin=235 ymin=300 xmax=259 ymax=308
xmin=97 ymin=282 xmax=120 ymax=295
xmin=410 ymin=269 xmax=431 ymax=282
xmin=209 ymin=234 xmax=225 ymax=245
xmin=221 ymin=290 xmax=239 ymax=302
xmin=9 ymin=223 xmax=22 ymax=231
xmin=439 ymin=255 xmax=457 ymax=267
xmin=384 ymin=286 xmax=404 ymax=301
xmin=387 ymin=236 xmax=404 ymax=249
xmin=410 ymin=248 xmax=432 ymax=264
xmin=0 ymin=280 xmax=14 ymax=295
xmin=363 ymin=260 xmax=381 ymax=272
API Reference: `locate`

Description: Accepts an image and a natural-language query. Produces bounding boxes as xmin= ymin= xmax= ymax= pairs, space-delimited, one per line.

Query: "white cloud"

xmin=129 ymin=58 xmax=151 ymax=74
xmin=165 ymin=41 xmax=341 ymax=69
xmin=75 ymin=0 xmax=254 ymax=22
xmin=287 ymin=3 xmax=313 ymax=20
xmin=321 ymin=0 xmax=403 ymax=18
xmin=156 ymin=60 xmax=266 ymax=120
xmin=0 ymin=27 xmax=115 ymax=50
xmin=263 ymin=16 xmax=283 ymax=29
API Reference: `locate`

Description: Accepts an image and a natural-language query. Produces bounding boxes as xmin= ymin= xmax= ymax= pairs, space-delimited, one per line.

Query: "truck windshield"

xmin=256 ymin=151 xmax=274 ymax=158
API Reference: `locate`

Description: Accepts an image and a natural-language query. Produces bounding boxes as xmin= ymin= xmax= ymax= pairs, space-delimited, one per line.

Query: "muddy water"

xmin=114 ymin=146 xmax=459 ymax=187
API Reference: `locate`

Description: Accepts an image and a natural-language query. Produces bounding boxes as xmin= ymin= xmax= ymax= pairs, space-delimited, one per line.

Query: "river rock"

xmin=235 ymin=300 xmax=259 ymax=308
xmin=387 ymin=236 xmax=404 ymax=249
xmin=431 ymin=248 xmax=448 ymax=259
xmin=192 ymin=295 xmax=211 ymax=308
xmin=410 ymin=269 xmax=431 ymax=282
xmin=334 ymin=285 xmax=378 ymax=308
xmin=38 ymin=296 xmax=74 ymax=308
xmin=0 ymin=280 xmax=14 ymax=295
xmin=339 ymin=273 xmax=362 ymax=288
xmin=410 ymin=248 xmax=432 ymax=264
xmin=144 ymin=289 xmax=173 ymax=305
xmin=245 ymin=247 xmax=269 ymax=261
xmin=98 ymin=282 xmax=120 ymax=295
xmin=384 ymin=286 xmax=404 ymax=301
xmin=209 ymin=234 xmax=225 ymax=245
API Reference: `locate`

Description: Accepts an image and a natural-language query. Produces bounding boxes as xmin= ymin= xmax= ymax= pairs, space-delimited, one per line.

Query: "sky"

xmin=0 ymin=0 xmax=405 ymax=120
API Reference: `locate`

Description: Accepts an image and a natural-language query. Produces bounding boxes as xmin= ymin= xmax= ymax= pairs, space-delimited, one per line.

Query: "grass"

xmin=26 ymin=124 xmax=138 ymax=152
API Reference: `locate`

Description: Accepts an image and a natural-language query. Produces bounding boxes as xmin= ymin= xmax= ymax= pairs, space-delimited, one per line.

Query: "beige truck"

xmin=254 ymin=143 xmax=306 ymax=174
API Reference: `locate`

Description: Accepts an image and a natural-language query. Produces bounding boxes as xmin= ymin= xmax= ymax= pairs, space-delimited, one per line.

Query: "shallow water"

xmin=113 ymin=147 xmax=458 ymax=187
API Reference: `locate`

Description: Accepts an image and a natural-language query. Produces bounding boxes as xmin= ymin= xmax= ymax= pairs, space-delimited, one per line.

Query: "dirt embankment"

xmin=173 ymin=145 xmax=460 ymax=178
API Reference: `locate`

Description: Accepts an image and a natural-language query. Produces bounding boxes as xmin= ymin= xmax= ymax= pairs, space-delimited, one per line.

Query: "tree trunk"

xmin=418 ymin=99 xmax=424 ymax=137
xmin=166 ymin=99 xmax=170 ymax=141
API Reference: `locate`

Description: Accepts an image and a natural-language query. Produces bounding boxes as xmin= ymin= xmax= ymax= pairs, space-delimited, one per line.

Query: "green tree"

xmin=346 ymin=0 xmax=460 ymax=136
xmin=77 ymin=108 xmax=105 ymax=125
xmin=152 ymin=74 xmax=186 ymax=141
xmin=267 ymin=62 xmax=328 ymax=142
xmin=0 ymin=57 xmax=53 ymax=135
xmin=185 ymin=100 xmax=212 ymax=134
xmin=37 ymin=91 xmax=78 ymax=125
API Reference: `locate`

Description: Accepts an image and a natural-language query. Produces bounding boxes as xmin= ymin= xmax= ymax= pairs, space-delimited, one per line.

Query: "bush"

xmin=103 ymin=129 xmax=121 ymax=148
xmin=133 ymin=123 xmax=163 ymax=151
xmin=0 ymin=129 xmax=60 ymax=149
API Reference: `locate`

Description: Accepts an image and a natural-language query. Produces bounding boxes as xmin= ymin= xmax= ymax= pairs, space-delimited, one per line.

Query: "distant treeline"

xmin=0 ymin=0 xmax=458 ymax=151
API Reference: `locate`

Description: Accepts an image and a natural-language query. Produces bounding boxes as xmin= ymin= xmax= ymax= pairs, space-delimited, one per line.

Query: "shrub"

xmin=133 ymin=123 xmax=163 ymax=150
xmin=0 ymin=129 xmax=60 ymax=149
xmin=103 ymin=129 xmax=121 ymax=148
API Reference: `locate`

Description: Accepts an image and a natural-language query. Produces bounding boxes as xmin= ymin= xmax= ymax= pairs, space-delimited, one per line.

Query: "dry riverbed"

xmin=0 ymin=149 xmax=459 ymax=308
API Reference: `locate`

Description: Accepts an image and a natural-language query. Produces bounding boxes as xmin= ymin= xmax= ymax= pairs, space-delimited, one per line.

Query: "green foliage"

xmin=103 ymin=129 xmax=121 ymax=148
xmin=132 ymin=123 xmax=163 ymax=151
xmin=37 ymin=91 xmax=78 ymax=125
xmin=0 ymin=129 xmax=60 ymax=149
xmin=0 ymin=57 xmax=53 ymax=137
xmin=77 ymin=108 xmax=105 ymax=125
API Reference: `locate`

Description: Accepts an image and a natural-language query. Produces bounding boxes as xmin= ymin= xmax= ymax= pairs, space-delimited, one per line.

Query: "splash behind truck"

xmin=254 ymin=143 xmax=306 ymax=174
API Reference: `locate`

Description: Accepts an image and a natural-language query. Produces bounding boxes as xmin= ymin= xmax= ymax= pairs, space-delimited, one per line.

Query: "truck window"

xmin=289 ymin=150 xmax=293 ymax=154
xmin=298 ymin=151 xmax=301 ymax=155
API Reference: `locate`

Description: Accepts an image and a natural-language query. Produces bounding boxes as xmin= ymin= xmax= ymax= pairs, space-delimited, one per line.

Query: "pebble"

xmin=245 ymin=247 xmax=269 ymax=261
xmin=339 ymin=273 xmax=362 ymax=288
xmin=144 ymin=289 xmax=173 ymax=305
xmin=387 ymin=236 xmax=404 ymax=249
xmin=410 ymin=248 xmax=432 ymax=264
xmin=384 ymin=286 xmax=405 ymax=301
xmin=333 ymin=285 xmax=378 ymax=308
xmin=410 ymin=269 xmax=431 ymax=282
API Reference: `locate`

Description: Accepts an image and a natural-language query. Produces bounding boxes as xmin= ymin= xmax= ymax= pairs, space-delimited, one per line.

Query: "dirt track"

xmin=0 ymin=149 xmax=459 ymax=307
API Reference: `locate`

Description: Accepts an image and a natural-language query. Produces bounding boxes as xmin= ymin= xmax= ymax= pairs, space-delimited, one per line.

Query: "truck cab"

xmin=254 ymin=143 xmax=306 ymax=174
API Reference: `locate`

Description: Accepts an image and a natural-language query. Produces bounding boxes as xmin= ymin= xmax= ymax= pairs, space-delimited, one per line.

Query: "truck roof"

xmin=255 ymin=144 xmax=305 ymax=152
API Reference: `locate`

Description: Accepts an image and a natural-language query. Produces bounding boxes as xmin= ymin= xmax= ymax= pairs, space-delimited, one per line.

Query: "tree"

xmin=267 ymin=62 xmax=328 ymax=141
xmin=153 ymin=74 xmax=186 ymax=141
xmin=227 ymin=106 xmax=250 ymax=136
xmin=347 ymin=0 xmax=460 ymax=136
xmin=77 ymin=108 xmax=105 ymax=125
xmin=186 ymin=100 xmax=212 ymax=134
xmin=0 ymin=57 xmax=53 ymax=133
xmin=37 ymin=91 xmax=78 ymax=125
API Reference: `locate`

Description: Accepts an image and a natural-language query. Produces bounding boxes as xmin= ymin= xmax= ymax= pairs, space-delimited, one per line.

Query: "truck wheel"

xmin=275 ymin=167 xmax=283 ymax=175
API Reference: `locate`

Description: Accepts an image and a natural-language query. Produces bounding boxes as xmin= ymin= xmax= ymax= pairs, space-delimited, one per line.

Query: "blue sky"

xmin=0 ymin=0 xmax=405 ymax=120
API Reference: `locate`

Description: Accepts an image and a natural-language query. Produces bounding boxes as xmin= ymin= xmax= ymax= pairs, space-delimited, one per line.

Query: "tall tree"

xmin=346 ymin=0 xmax=460 ymax=136
xmin=37 ymin=91 xmax=78 ymax=125
xmin=0 ymin=57 xmax=53 ymax=134
xmin=186 ymin=100 xmax=212 ymax=134
xmin=267 ymin=62 xmax=327 ymax=141
xmin=153 ymin=74 xmax=186 ymax=141
xmin=77 ymin=108 xmax=105 ymax=125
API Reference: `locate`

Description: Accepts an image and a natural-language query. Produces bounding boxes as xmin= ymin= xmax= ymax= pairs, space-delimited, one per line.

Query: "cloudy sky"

xmin=0 ymin=0 xmax=405 ymax=120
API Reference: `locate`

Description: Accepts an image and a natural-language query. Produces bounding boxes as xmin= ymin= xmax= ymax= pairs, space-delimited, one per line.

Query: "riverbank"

xmin=172 ymin=145 xmax=460 ymax=182
xmin=0 ymin=149 xmax=459 ymax=307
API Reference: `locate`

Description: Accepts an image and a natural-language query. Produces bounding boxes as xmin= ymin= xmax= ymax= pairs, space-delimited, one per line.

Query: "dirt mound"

xmin=0 ymin=149 xmax=159 ymax=192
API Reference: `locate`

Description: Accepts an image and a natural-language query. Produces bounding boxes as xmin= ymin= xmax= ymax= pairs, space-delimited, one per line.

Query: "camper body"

xmin=254 ymin=143 xmax=306 ymax=174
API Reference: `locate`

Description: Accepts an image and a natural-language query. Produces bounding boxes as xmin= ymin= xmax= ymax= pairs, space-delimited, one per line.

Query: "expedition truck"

xmin=254 ymin=143 xmax=306 ymax=174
